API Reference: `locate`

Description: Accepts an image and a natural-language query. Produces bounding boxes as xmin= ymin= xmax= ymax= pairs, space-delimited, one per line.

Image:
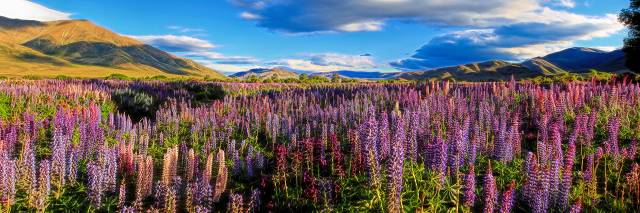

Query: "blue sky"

xmin=1 ymin=0 xmax=631 ymax=72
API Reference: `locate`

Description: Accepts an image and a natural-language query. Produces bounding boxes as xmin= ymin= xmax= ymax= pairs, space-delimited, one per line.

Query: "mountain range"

xmin=230 ymin=68 xmax=298 ymax=79
xmin=0 ymin=16 xmax=226 ymax=79
xmin=228 ymin=47 xmax=627 ymax=81
xmin=394 ymin=47 xmax=626 ymax=81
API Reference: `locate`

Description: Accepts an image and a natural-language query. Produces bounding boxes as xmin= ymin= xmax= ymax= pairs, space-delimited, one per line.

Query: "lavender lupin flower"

xmin=0 ymin=150 xmax=16 ymax=206
xmin=387 ymin=114 xmax=405 ymax=213
xmin=34 ymin=160 xmax=51 ymax=211
xmin=87 ymin=161 xmax=104 ymax=207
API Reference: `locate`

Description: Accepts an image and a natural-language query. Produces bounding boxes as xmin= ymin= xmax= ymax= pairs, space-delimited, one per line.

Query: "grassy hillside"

xmin=0 ymin=16 xmax=227 ymax=79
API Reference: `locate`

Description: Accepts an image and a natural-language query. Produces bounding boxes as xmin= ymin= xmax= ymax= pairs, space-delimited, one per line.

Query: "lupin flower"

xmin=329 ymin=128 xmax=345 ymax=178
xmin=228 ymin=193 xmax=244 ymax=213
xmin=605 ymin=116 xmax=620 ymax=157
xmin=186 ymin=148 xmax=196 ymax=182
xmin=463 ymin=165 xmax=476 ymax=207
xmin=583 ymin=154 xmax=594 ymax=182
xmin=626 ymin=163 xmax=640 ymax=201
xmin=204 ymin=152 xmax=214 ymax=183
xmin=559 ymin=140 xmax=576 ymax=209
xmin=135 ymin=155 xmax=154 ymax=205
xmin=248 ymin=189 xmax=261 ymax=212
xmin=245 ymin=146 xmax=255 ymax=178
xmin=34 ymin=160 xmax=51 ymax=211
xmin=66 ymin=146 xmax=80 ymax=184
xmin=162 ymin=147 xmax=179 ymax=188
xmin=164 ymin=187 xmax=177 ymax=213
xmin=213 ymin=149 xmax=227 ymax=202
xmin=0 ymin=151 xmax=16 ymax=206
xmin=499 ymin=181 xmax=516 ymax=213
xmin=118 ymin=179 xmax=127 ymax=209
xmin=483 ymin=163 xmax=497 ymax=213
xmin=378 ymin=112 xmax=390 ymax=161
xmin=19 ymin=137 xmax=37 ymax=194
xmin=87 ymin=161 xmax=104 ymax=207
xmin=387 ymin=114 xmax=405 ymax=213
xmin=569 ymin=199 xmax=582 ymax=213
xmin=50 ymin=113 xmax=68 ymax=190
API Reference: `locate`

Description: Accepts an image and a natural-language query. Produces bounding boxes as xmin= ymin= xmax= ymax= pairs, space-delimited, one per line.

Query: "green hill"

xmin=0 ymin=16 xmax=226 ymax=79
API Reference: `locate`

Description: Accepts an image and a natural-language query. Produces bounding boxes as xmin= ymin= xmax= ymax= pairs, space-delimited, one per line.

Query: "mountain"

xmin=230 ymin=68 xmax=298 ymax=79
xmin=394 ymin=47 xmax=627 ymax=81
xmin=311 ymin=70 xmax=398 ymax=79
xmin=520 ymin=58 xmax=567 ymax=75
xmin=0 ymin=16 xmax=226 ymax=79
xmin=395 ymin=60 xmax=540 ymax=81
xmin=539 ymin=47 xmax=626 ymax=72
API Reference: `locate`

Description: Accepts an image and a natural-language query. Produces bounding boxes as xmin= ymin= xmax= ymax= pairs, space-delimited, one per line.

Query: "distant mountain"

xmin=395 ymin=47 xmax=627 ymax=81
xmin=539 ymin=47 xmax=625 ymax=72
xmin=230 ymin=68 xmax=298 ymax=79
xmin=395 ymin=60 xmax=540 ymax=81
xmin=0 ymin=16 xmax=226 ymax=79
xmin=311 ymin=70 xmax=398 ymax=79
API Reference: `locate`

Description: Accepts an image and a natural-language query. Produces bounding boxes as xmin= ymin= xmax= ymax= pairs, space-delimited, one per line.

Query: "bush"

xmin=181 ymin=82 xmax=226 ymax=106
xmin=105 ymin=73 xmax=130 ymax=80
xmin=111 ymin=89 xmax=158 ymax=121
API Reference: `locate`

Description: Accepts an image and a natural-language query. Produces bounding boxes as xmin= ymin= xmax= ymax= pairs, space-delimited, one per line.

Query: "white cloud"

xmin=129 ymin=35 xmax=216 ymax=52
xmin=240 ymin=12 xmax=261 ymax=20
xmin=306 ymin=53 xmax=377 ymax=68
xmin=0 ymin=0 xmax=71 ymax=21
xmin=591 ymin=46 xmax=620 ymax=52
xmin=167 ymin=26 xmax=206 ymax=33
xmin=548 ymin=0 xmax=576 ymax=8
xmin=268 ymin=53 xmax=378 ymax=72
xmin=337 ymin=21 xmax=384 ymax=32
xmin=183 ymin=51 xmax=259 ymax=64
xmin=196 ymin=60 xmax=261 ymax=72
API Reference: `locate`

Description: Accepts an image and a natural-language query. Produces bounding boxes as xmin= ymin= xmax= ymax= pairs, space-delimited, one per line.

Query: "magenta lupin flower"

xmin=569 ymin=199 xmax=582 ymax=213
xmin=583 ymin=154 xmax=594 ymax=182
xmin=483 ymin=163 xmax=497 ymax=213
xmin=463 ymin=165 xmax=476 ymax=207
xmin=499 ymin=181 xmax=516 ymax=213
xmin=559 ymin=140 xmax=576 ymax=209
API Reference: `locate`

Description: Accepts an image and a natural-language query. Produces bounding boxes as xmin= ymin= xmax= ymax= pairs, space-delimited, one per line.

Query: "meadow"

xmin=0 ymin=79 xmax=638 ymax=212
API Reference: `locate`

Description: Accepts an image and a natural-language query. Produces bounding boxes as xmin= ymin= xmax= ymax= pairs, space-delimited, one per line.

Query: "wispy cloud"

xmin=0 ymin=0 xmax=71 ymax=21
xmin=267 ymin=53 xmax=379 ymax=72
xmin=183 ymin=52 xmax=259 ymax=65
xmin=128 ymin=35 xmax=216 ymax=52
xmin=167 ymin=26 xmax=207 ymax=33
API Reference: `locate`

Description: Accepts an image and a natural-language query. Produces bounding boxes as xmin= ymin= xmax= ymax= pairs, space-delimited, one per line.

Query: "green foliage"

xmin=619 ymin=0 xmax=640 ymax=73
xmin=111 ymin=89 xmax=158 ymax=121
xmin=105 ymin=73 xmax=131 ymax=80
xmin=0 ymin=93 xmax=12 ymax=119
xmin=180 ymin=82 xmax=226 ymax=106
